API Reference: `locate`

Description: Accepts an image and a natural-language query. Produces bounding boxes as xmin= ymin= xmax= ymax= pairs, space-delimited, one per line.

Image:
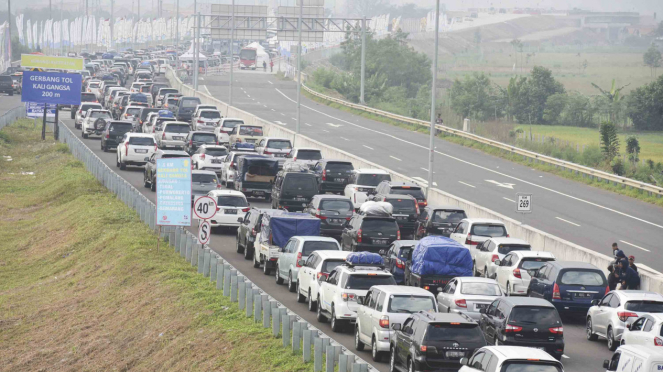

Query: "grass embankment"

xmin=0 ymin=120 xmax=309 ymax=371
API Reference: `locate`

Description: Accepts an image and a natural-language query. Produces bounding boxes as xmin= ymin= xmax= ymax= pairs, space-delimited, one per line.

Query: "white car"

xmin=142 ymin=112 xmax=160 ymax=133
xmin=297 ymin=250 xmax=350 ymax=312
xmin=255 ymin=137 xmax=293 ymax=158
xmin=192 ymin=109 xmax=223 ymax=132
xmin=191 ymin=145 xmax=228 ymax=173
xmin=193 ymin=104 xmax=218 ymax=119
xmin=343 ymin=169 xmax=392 ymax=210
xmin=156 ymin=88 xmax=179 ymax=107
xmin=157 ymin=121 xmax=190 ymax=149
xmin=355 ymin=285 xmax=437 ymax=362
xmin=74 ymin=102 xmax=103 ymax=129
xmin=494 ymin=251 xmax=555 ymax=296
xmin=130 ymin=82 xmax=144 ymax=93
xmin=622 ymin=313 xmax=663 ymax=347
xmin=81 ymin=109 xmax=112 ymax=139
xmin=472 ymin=237 xmax=530 ymax=279
xmin=157 ymin=59 xmax=169 ymax=74
xmin=116 ymin=133 xmax=156 ymax=170
xmin=459 ymin=346 xmax=565 ymax=372
xmin=86 ymin=80 xmax=102 ymax=96
xmin=219 ymin=151 xmax=257 ymax=187
xmin=316 ymin=261 xmax=396 ymax=332
xmin=436 ymin=277 xmax=504 ymax=320
xmin=206 ymin=190 xmax=250 ymax=230
xmin=121 ymin=106 xmax=143 ymax=123
xmin=284 ymin=148 xmax=323 ymax=168
xmin=214 ymin=118 xmax=244 ymax=144
xmin=449 ymin=218 xmax=509 ymax=250
xmin=603 ymin=345 xmax=663 ymax=372
xmin=275 ymin=236 xmax=341 ymax=293
xmin=105 ymin=87 xmax=128 ymax=109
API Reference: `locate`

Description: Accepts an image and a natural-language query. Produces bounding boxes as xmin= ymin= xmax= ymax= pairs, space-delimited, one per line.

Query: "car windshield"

xmin=109 ymin=123 xmax=133 ymax=133
xmin=205 ymin=149 xmax=228 ymax=157
xmin=559 ymin=270 xmax=606 ymax=286
xmin=182 ymin=99 xmax=201 ymax=108
xmin=357 ymin=174 xmax=391 ymax=186
xmin=296 ymin=150 xmax=322 ymax=160
xmin=320 ymin=200 xmax=353 ymax=213
xmin=302 ymin=241 xmax=339 ymax=256
xmin=322 ymin=259 xmax=345 ymax=274
xmin=283 ymin=174 xmax=318 ymax=193
xmin=268 ymin=140 xmax=292 ymax=149
xmin=193 ymin=174 xmax=218 ymax=184
xmin=167 ymin=99 xmax=179 ymax=106
xmin=201 ymin=111 xmax=221 ymax=119
xmin=624 ymin=301 xmax=663 ymax=312
xmin=387 ymin=295 xmax=436 ymax=313
xmin=509 ymin=307 xmax=561 ymax=325
xmin=126 ymin=108 xmax=141 ymax=115
xmin=498 ymin=244 xmax=531 ymax=255
xmin=89 ymin=82 xmax=100 ymax=88
xmin=460 ymin=282 xmax=502 ymax=296
xmin=81 ymin=104 xmax=101 ymax=111
xmin=390 ymin=188 xmax=425 ymax=200
xmin=432 ymin=210 xmax=467 ymax=223
xmin=222 ymin=120 xmax=243 ymax=128
xmin=397 ymin=247 xmax=414 ymax=260
xmin=90 ymin=111 xmax=110 ymax=118
xmin=239 ymin=126 xmax=263 ymax=136
xmin=502 ymin=362 xmax=562 ymax=372
xmin=362 ymin=219 xmax=398 ymax=232
xmin=128 ymin=137 xmax=155 ymax=146
xmin=470 ymin=224 xmax=507 ymax=237
xmin=386 ymin=198 xmax=416 ymax=213
xmin=519 ymin=258 xmax=555 ymax=270
xmin=81 ymin=93 xmax=97 ymax=101
xmin=343 ymin=275 xmax=396 ymax=290
xmin=193 ymin=134 xmax=217 ymax=143
xmin=425 ymin=324 xmax=485 ymax=343
xmin=160 ymin=89 xmax=178 ymax=96
xmin=217 ymin=196 xmax=248 ymax=207
xmin=165 ymin=125 xmax=190 ymax=133
xmin=326 ymin=162 xmax=353 ymax=173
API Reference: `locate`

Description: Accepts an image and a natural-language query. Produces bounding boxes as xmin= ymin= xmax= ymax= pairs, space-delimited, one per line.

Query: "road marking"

xmin=412 ymin=176 xmax=438 ymax=187
xmin=503 ymin=197 xmax=515 ymax=203
xmin=322 ymin=129 xmax=330 ymax=133
xmin=199 ymin=77 xmax=205 ymax=81
xmin=264 ymin=105 xmax=268 ymax=108
xmin=305 ymin=123 xmax=312 ymax=127
xmin=390 ymin=156 xmax=402 ymax=161
xmin=421 ymin=167 xmax=428 ymax=172
xmin=620 ymin=240 xmax=651 ymax=252
xmin=486 ymin=180 xmax=516 ymax=189
xmin=281 ymin=113 xmax=286 ymax=116
xmin=274 ymin=121 xmax=287 ymax=126
xmin=268 ymin=81 xmax=273 ymax=85
xmin=202 ymin=85 xmax=212 ymax=95
xmin=272 ymin=88 xmax=663 ymax=231
xmin=271 ymin=109 xmax=276 ymax=111
xmin=292 ymin=117 xmax=297 ymax=121
xmin=562 ymin=355 xmax=570 ymax=359
xmin=327 ymin=123 xmax=343 ymax=128
xmin=458 ymin=181 xmax=476 ymax=188
xmin=340 ymin=137 xmax=350 ymax=141
xmin=556 ymin=217 xmax=580 ymax=227
xmin=363 ymin=145 xmax=374 ymax=150
xmin=246 ymin=95 xmax=251 ymax=98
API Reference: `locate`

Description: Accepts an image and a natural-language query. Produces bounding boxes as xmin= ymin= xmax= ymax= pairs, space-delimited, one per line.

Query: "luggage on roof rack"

xmin=232 ymin=143 xmax=255 ymax=150
xmin=282 ymin=161 xmax=311 ymax=173
xmin=346 ymin=252 xmax=384 ymax=266
xmin=359 ymin=201 xmax=393 ymax=216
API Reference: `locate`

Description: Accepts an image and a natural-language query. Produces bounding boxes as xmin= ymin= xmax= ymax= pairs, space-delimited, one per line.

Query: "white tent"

xmin=179 ymin=44 xmax=208 ymax=62
xmin=245 ymin=41 xmax=271 ymax=67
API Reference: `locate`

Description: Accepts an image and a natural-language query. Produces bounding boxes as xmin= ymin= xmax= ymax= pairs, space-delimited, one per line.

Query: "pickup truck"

xmin=404 ymin=236 xmax=473 ymax=293
xmin=253 ymin=211 xmax=320 ymax=275
xmin=235 ymin=156 xmax=279 ymax=199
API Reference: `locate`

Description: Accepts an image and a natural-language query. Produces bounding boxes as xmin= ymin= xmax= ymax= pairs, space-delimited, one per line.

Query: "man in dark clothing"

xmin=617 ymin=260 xmax=640 ymax=290
xmin=614 ymin=250 xmax=628 ymax=272
xmin=607 ymin=264 xmax=618 ymax=291
xmin=612 ymin=242 xmax=624 ymax=262
xmin=629 ymin=255 xmax=638 ymax=272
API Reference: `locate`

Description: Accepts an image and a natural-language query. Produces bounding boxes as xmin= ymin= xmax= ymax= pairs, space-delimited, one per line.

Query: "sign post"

xmin=194 ymin=195 xmax=217 ymax=246
xmin=156 ymin=158 xmax=193 ymax=252
xmin=515 ymin=193 xmax=532 ymax=225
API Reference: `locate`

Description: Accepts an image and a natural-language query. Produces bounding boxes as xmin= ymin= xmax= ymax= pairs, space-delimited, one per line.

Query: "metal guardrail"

xmin=300 ymin=83 xmax=663 ymax=197
xmin=0 ymin=106 xmax=27 ymax=131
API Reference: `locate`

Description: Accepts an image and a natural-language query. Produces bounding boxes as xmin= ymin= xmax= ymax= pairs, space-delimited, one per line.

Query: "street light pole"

xmin=228 ymin=0 xmax=234 ymax=107
xmin=295 ymin=0 xmax=303 ymax=137
xmin=427 ymin=0 xmax=440 ymax=199
xmin=175 ymin=0 xmax=179 ymax=51
xmin=360 ymin=16 xmax=366 ymax=104
xmin=110 ymin=0 xmax=114 ymax=51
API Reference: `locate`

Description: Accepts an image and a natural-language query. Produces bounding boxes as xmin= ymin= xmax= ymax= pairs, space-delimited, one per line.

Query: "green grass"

xmin=0 ymin=120 xmax=312 ymax=371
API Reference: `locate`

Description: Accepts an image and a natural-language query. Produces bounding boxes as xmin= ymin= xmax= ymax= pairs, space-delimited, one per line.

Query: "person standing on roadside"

xmin=607 ymin=265 xmax=618 ymax=291
xmin=263 ymin=61 xmax=267 ymax=72
xmin=270 ymin=59 xmax=274 ymax=72
xmin=617 ymin=260 xmax=640 ymax=290
xmin=612 ymin=242 xmax=624 ymax=261
xmin=629 ymin=256 xmax=638 ymax=272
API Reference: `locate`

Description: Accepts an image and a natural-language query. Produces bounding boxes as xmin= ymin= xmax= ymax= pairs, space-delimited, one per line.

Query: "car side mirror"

xmin=144 ymin=157 xmax=150 ymax=161
xmin=479 ymin=308 xmax=487 ymax=314
xmin=591 ymin=299 xmax=599 ymax=306
xmin=357 ymin=296 xmax=365 ymax=306
xmin=297 ymin=260 xmax=305 ymax=267
xmin=437 ymin=287 xmax=444 ymax=293
xmin=391 ymin=323 xmax=401 ymax=331
xmin=494 ymin=259 xmax=501 ymax=266
xmin=603 ymin=360 xmax=611 ymax=369
xmin=237 ymin=217 xmax=243 ymax=223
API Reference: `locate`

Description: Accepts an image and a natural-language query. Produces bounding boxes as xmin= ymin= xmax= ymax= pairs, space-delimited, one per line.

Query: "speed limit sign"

xmin=516 ymin=193 xmax=532 ymax=214
xmin=198 ymin=220 xmax=211 ymax=245
xmin=193 ymin=196 xmax=217 ymax=220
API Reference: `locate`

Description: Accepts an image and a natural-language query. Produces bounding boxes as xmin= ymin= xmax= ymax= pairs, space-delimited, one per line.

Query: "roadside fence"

xmin=0 ymin=106 xmax=27 ymax=131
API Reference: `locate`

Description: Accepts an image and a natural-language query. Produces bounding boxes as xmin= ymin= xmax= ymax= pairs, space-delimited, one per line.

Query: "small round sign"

xmin=198 ymin=220 xmax=212 ymax=245
xmin=193 ymin=196 xmax=217 ymax=220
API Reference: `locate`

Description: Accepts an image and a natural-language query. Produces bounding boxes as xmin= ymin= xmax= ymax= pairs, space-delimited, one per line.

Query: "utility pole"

xmin=50 ymin=0 xmax=52 ymax=20
xmin=60 ymin=0 xmax=63 ymax=55
xmin=427 ymin=0 xmax=440 ymax=199
xmin=175 ymin=0 xmax=179 ymax=51
xmin=7 ymin=0 xmax=11 ymax=57
xmin=360 ymin=16 xmax=366 ymax=104
xmin=110 ymin=0 xmax=114 ymax=51
xmin=228 ymin=0 xmax=234 ymax=106
xmin=194 ymin=12 xmax=200 ymax=92
xmin=295 ymin=0 xmax=303 ymax=137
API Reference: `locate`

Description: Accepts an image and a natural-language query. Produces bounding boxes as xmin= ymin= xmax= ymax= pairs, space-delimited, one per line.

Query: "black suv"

xmin=312 ymin=159 xmax=354 ymax=194
xmin=184 ymin=131 xmax=218 ymax=155
xmin=303 ymin=195 xmax=354 ymax=240
xmin=415 ymin=206 xmax=468 ymax=239
xmin=271 ymin=164 xmax=319 ymax=212
xmin=373 ymin=181 xmax=427 ymax=208
xmin=341 ymin=212 xmax=399 ymax=254
xmin=373 ymin=194 xmax=418 ymax=239
xmin=478 ymin=297 xmax=564 ymax=360
xmin=0 ymin=75 xmax=14 ymax=96
xmin=236 ymin=208 xmax=275 ymax=260
xmin=390 ymin=312 xmax=486 ymax=372
xmin=100 ymin=120 xmax=134 ymax=152
xmin=137 ymin=108 xmax=161 ymax=131
xmin=176 ymin=96 xmax=202 ymax=122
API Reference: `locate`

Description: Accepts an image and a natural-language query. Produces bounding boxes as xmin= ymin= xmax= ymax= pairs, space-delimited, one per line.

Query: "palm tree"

xmin=591 ymin=79 xmax=629 ymax=123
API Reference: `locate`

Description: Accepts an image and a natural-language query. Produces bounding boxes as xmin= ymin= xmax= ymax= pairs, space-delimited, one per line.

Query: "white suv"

xmin=220 ymin=151 xmax=257 ymax=187
xmin=275 ymin=236 xmax=341 ymax=293
xmin=74 ymin=103 xmax=103 ymax=129
xmin=344 ymin=169 xmax=392 ymax=210
xmin=316 ymin=262 xmax=396 ymax=332
xmin=449 ymin=218 xmax=509 ymax=250
xmin=459 ymin=346 xmax=564 ymax=372
xmin=355 ymin=285 xmax=437 ymax=362
xmin=494 ymin=250 xmax=555 ymax=296
xmin=472 ymin=237 xmax=530 ymax=278
xmin=297 ymin=250 xmax=350 ymax=312
xmin=255 ymin=137 xmax=293 ymax=158
xmin=116 ymin=133 xmax=156 ymax=170
xmin=81 ymin=109 xmax=112 ymax=139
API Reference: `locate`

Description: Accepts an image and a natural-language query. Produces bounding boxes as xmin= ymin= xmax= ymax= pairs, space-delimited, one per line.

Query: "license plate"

xmin=446 ymin=351 xmax=465 ymax=358
xmin=397 ymin=216 xmax=407 ymax=220
xmin=274 ymin=153 xmax=286 ymax=157
xmin=224 ymin=209 xmax=237 ymax=214
xmin=135 ymin=149 xmax=148 ymax=153
xmin=373 ymin=239 xmax=387 ymax=245
xmin=211 ymin=159 xmax=222 ymax=164
xmin=294 ymin=197 xmax=307 ymax=201
xmin=254 ymin=191 xmax=265 ymax=196
xmin=575 ymin=293 xmax=590 ymax=298
xmin=172 ymin=136 xmax=183 ymax=140
xmin=330 ymin=218 xmax=343 ymax=223
xmin=334 ymin=178 xmax=345 ymax=182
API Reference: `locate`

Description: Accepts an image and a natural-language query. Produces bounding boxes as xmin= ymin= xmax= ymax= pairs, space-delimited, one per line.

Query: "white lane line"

xmin=305 ymin=123 xmax=312 ymax=127
xmin=273 ymin=88 xmax=663 ymax=231
xmin=363 ymin=145 xmax=374 ymax=150
xmin=264 ymin=105 xmax=268 ymax=108
xmin=458 ymin=181 xmax=476 ymax=188
xmin=247 ymin=95 xmax=251 ymax=98
xmin=292 ymin=117 xmax=297 ymax=121
xmin=340 ymin=137 xmax=350 ymax=141
xmin=421 ymin=167 xmax=428 ymax=172
xmin=281 ymin=113 xmax=286 ymax=116
xmin=390 ymin=156 xmax=402 ymax=161
xmin=620 ymin=240 xmax=651 ymax=252
xmin=202 ymin=85 xmax=212 ymax=95
xmin=268 ymin=81 xmax=273 ymax=85
xmin=271 ymin=109 xmax=276 ymax=111
xmin=503 ymin=197 xmax=515 ymax=203
xmin=562 ymin=355 xmax=570 ymax=359
xmin=322 ymin=129 xmax=330 ymax=133
xmin=556 ymin=217 xmax=581 ymax=227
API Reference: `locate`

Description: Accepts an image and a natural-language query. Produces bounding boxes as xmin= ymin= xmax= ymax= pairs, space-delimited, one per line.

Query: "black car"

xmin=137 ymin=107 xmax=161 ymax=131
xmin=341 ymin=211 xmax=399 ymax=254
xmin=236 ymin=208 xmax=275 ymax=260
xmin=184 ymin=131 xmax=218 ymax=155
xmin=374 ymin=194 xmax=418 ymax=239
xmin=143 ymin=150 xmax=190 ymax=191
xmin=373 ymin=181 xmax=427 ymax=208
xmin=271 ymin=164 xmax=319 ymax=212
xmin=100 ymin=120 xmax=134 ymax=152
xmin=0 ymin=75 xmax=14 ymax=96
xmin=150 ymin=83 xmax=169 ymax=102
xmin=415 ymin=206 xmax=468 ymax=239
xmin=176 ymin=96 xmax=202 ymax=122
xmin=303 ymin=195 xmax=354 ymax=240
xmin=479 ymin=297 xmax=564 ymax=360
xmin=382 ymin=240 xmax=415 ymax=284
xmin=390 ymin=312 xmax=486 ymax=372
xmin=312 ymin=159 xmax=354 ymax=194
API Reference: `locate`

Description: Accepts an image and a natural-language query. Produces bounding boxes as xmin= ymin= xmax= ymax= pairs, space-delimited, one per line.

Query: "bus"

xmin=239 ymin=47 xmax=257 ymax=70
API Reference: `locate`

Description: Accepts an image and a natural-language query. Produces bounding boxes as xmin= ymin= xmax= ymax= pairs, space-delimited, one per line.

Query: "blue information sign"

xmin=21 ymin=71 xmax=82 ymax=105
xmin=26 ymin=102 xmax=57 ymax=118
xmin=156 ymin=158 xmax=192 ymax=226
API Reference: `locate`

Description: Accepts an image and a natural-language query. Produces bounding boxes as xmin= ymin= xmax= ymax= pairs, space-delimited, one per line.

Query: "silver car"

xmin=586 ymin=290 xmax=663 ymax=351
xmin=191 ymin=170 xmax=220 ymax=203
xmin=436 ymin=277 xmax=505 ymax=320
xmin=275 ymin=236 xmax=341 ymax=292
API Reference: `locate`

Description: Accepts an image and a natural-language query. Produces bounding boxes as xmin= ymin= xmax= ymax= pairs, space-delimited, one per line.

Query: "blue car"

xmin=527 ymin=261 xmax=608 ymax=315
xmin=381 ymin=240 xmax=416 ymax=284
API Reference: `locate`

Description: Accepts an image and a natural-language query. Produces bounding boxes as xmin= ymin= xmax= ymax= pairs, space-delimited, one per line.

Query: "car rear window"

xmin=217 ymin=196 xmax=248 ymax=207
xmin=201 ymin=111 xmax=221 ymax=119
xmin=624 ymin=301 xmax=663 ymax=313
xmin=193 ymin=174 xmax=218 ymax=183
xmin=165 ymin=124 xmax=190 ymax=133
xmin=81 ymin=93 xmax=97 ymax=101
xmin=321 ymin=259 xmax=345 ymax=274
xmin=126 ymin=107 xmax=141 ymax=115
xmin=90 ymin=111 xmax=111 ymax=119
xmin=460 ymin=282 xmax=501 ymax=296
xmin=425 ymin=323 xmax=485 ymax=343
xmin=89 ymin=82 xmax=100 ymax=87
xmin=0 ymin=76 xmax=12 ymax=82
xmin=181 ymin=98 xmax=201 ymax=108
xmin=267 ymin=140 xmax=292 ymax=149
xmin=325 ymin=162 xmax=353 ymax=173
xmin=320 ymin=200 xmax=353 ymax=213
xmin=205 ymin=148 xmax=228 ymax=157
xmin=109 ymin=123 xmax=133 ymax=133
xmin=81 ymin=104 xmax=101 ymax=111
xmin=167 ymin=98 xmax=179 ymax=106
xmin=397 ymin=247 xmax=413 ymax=260
xmin=509 ymin=306 xmax=561 ymax=325
xmin=193 ymin=133 xmax=217 ymax=143
xmin=386 ymin=198 xmax=416 ymax=213
xmin=498 ymin=244 xmax=530 ymax=255
xmin=390 ymin=187 xmax=425 ymax=199
xmin=432 ymin=210 xmax=467 ymax=223
xmin=502 ymin=362 xmax=562 ymax=372
xmin=559 ymin=270 xmax=606 ymax=286
xmin=343 ymin=275 xmax=396 ymax=290
xmin=131 ymin=95 xmax=148 ymax=103
xmin=296 ymin=150 xmax=322 ymax=160
xmin=387 ymin=295 xmax=436 ymax=313
xmin=159 ymin=89 xmax=178 ymax=96
xmin=470 ymin=224 xmax=507 ymax=237
xmin=283 ymin=173 xmax=318 ymax=193
xmin=357 ymin=174 xmax=391 ymax=186
xmin=302 ymin=241 xmax=339 ymax=256
xmin=239 ymin=126 xmax=264 ymax=136
xmin=361 ymin=218 xmax=398 ymax=232
xmin=519 ymin=258 xmax=555 ymax=270
xmin=222 ymin=120 xmax=243 ymax=128
xmin=128 ymin=137 xmax=155 ymax=146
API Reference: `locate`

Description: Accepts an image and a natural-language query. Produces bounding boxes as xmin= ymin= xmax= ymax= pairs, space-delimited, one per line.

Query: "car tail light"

xmin=264 ymin=150 xmax=272 ymax=155
xmin=198 ymin=120 xmax=203 ymax=123
xmin=491 ymin=254 xmax=499 ymax=263
xmin=191 ymin=163 xmax=194 ymax=170
xmin=552 ymin=283 xmax=561 ymax=300
xmin=420 ymin=345 xmax=427 ymax=352
xmin=379 ymin=316 xmax=389 ymax=329
xmin=296 ymin=252 xmax=302 ymax=267
xmin=465 ymin=235 xmax=478 ymax=246
xmin=419 ymin=201 xmax=427 ymax=208
xmin=230 ymin=161 xmax=234 ymax=168
xmin=317 ymin=272 xmax=328 ymax=280
xmin=105 ymin=134 xmax=110 ymax=139
xmin=397 ymin=230 xmax=401 ymax=240
xmin=125 ymin=145 xmax=128 ymax=156
xmin=154 ymin=144 xmax=157 ymax=151
xmin=618 ymin=312 xmax=638 ymax=322
xmin=655 ymin=337 xmax=663 ymax=346
xmin=455 ymin=299 xmax=467 ymax=308
xmin=315 ymin=209 xmax=327 ymax=220
xmin=415 ymin=203 xmax=420 ymax=215
xmin=293 ymin=157 xmax=297 ymax=161
xmin=605 ymin=286 xmax=610 ymax=295
xmin=162 ymin=132 xmax=166 ymax=139
xmin=395 ymin=258 xmax=405 ymax=269
xmin=216 ymin=141 xmax=219 ymax=145
xmin=549 ymin=326 xmax=563 ymax=335
xmin=505 ymin=324 xmax=523 ymax=333
xmin=357 ymin=229 xmax=362 ymax=243
xmin=513 ymin=268 xmax=522 ymax=279
xmin=200 ymin=154 xmax=206 ymax=160
xmin=189 ymin=140 xmax=193 ymax=146
xmin=216 ymin=183 xmax=222 ymax=189
xmin=216 ymin=206 xmax=221 ymax=212
xmin=423 ymin=286 xmax=430 ymax=290
xmin=241 ymin=207 xmax=250 ymax=212
xmin=506 ymin=234 xmax=510 ymax=238
xmin=251 ymin=228 xmax=257 ymax=236
xmin=322 ymin=169 xmax=327 ymax=181
xmin=341 ymin=292 xmax=356 ymax=302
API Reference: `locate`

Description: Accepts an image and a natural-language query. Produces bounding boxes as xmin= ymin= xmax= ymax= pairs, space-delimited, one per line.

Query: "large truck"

xmin=253 ymin=211 xmax=320 ymax=275
xmin=404 ymin=236 xmax=473 ymax=293
xmin=239 ymin=47 xmax=257 ymax=70
xmin=235 ymin=156 xmax=279 ymax=199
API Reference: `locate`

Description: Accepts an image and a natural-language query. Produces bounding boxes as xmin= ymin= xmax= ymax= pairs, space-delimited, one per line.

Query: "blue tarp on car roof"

xmin=410 ymin=236 xmax=473 ymax=276
xmin=346 ymin=252 xmax=383 ymax=266
xmin=260 ymin=212 xmax=320 ymax=248
xmin=158 ymin=110 xmax=174 ymax=117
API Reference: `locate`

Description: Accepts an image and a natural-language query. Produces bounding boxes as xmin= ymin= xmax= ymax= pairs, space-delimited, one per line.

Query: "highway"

xmin=199 ymin=70 xmax=663 ymax=273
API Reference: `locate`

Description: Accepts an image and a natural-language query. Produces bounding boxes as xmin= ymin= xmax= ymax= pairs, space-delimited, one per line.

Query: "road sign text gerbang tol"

xmin=28 ymin=75 xmax=75 ymax=91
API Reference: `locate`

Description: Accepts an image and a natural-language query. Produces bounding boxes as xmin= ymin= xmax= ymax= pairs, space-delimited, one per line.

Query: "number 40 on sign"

xmin=516 ymin=193 xmax=532 ymax=214
xmin=194 ymin=196 xmax=217 ymax=220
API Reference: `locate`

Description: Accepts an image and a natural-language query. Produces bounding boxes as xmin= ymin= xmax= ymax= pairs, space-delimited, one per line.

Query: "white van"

xmin=604 ymin=345 xmax=663 ymax=372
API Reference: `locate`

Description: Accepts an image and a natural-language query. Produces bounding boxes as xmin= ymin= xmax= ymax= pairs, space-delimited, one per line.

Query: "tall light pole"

xmin=7 ymin=0 xmax=11 ymax=56
xmin=360 ymin=16 xmax=366 ymax=104
xmin=228 ymin=0 xmax=234 ymax=106
xmin=60 ymin=0 xmax=63 ymax=55
xmin=175 ymin=0 xmax=179 ymax=50
xmin=110 ymin=0 xmax=114 ymax=51
xmin=295 ymin=0 xmax=303 ymax=137
xmin=427 ymin=0 xmax=440 ymax=199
